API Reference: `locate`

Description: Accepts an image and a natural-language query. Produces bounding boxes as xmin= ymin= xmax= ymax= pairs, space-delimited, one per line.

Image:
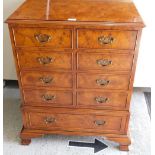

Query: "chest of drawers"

xmin=6 ymin=0 xmax=144 ymax=151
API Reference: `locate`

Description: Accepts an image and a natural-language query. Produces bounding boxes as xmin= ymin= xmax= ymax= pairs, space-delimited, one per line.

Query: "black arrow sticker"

xmin=69 ymin=139 xmax=108 ymax=153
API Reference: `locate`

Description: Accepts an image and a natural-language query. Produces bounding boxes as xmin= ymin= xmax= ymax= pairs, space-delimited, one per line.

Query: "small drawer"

xmin=77 ymin=91 xmax=128 ymax=108
xmin=77 ymin=73 xmax=130 ymax=90
xmin=23 ymin=89 xmax=73 ymax=106
xmin=21 ymin=71 xmax=73 ymax=88
xmin=77 ymin=29 xmax=137 ymax=50
xmin=17 ymin=51 xmax=72 ymax=70
xmin=77 ymin=53 xmax=133 ymax=71
xmin=13 ymin=27 xmax=72 ymax=49
xmin=24 ymin=111 xmax=126 ymax=134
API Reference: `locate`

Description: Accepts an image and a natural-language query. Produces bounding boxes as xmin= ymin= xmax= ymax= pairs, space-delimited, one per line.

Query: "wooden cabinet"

xmin=6 ymin=0 xmax=144 ymax=151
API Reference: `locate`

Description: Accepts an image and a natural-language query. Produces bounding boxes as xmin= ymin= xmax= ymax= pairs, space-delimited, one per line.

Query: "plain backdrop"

xmin=1 ymin=0 xmax=155 ymax=155
xmin=3 ymin=0 xmax=154 ymax=88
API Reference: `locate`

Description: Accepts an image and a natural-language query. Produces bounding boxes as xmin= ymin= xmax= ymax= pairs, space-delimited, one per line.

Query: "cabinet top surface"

xmin=6 ymin=0 xmax=144 ymax=25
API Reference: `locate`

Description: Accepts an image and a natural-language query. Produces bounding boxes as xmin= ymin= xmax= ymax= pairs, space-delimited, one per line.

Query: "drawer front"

xmin=77 ymin=53 xmax=133 ymax=71
xmin=77 ymin=73 xmax=130 ymax=90
xmin=23 ymin=89 xmax=73 ymax=106
xmin=17 ymin=51 xmax=72 ymax=70
xmin=77 ymin=29 xmax=137 ymax=50
xmin=77 ymin=91 xmax=127 ymax=108
xmin=13 ymin=28 xmax=72 ymax=48
xmin=21 ymin=71 xmax=73 ymax=88
xmin=25 ymin=112 xmax=124 ymax=133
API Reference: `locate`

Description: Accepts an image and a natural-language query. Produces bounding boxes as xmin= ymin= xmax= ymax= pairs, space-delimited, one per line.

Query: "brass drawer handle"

xmin=95 ymin=96 xmax=108 ymax=104
xmin=96 ymin=79 xmax=109 ymax=86
xmin=37 ymin=56 xmax=53 ymax=65
xmin=95 ymin=120 xmax=106 ymax=126
xmin=44 ymin=117 xmax=55 ymax=124
xmin=96 ymin=59 xmax=112 ymax=67
xmin=34 ymin=33 xmax=52 ymax=44
xmin=98 ymin=35 xmax=114 ymax=45
xmin=39 ymin=76 xmax=53 ymax=84
xmin=42 ymin=94 xmax=56 ymax=101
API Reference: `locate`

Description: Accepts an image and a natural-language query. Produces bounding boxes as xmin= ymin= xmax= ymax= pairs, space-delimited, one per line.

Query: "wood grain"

xmin=77 ymin=73 xmax=130 ymax=90
xmin=77 ymin=29 xmax=137 ymax=50
xmin=77 ymin=91 xmax=128 ymax=108
xmin=6 ymin=0 xmax=144 ymax=24
xmin=13 ymin=27 xmax=72 ymax=48
xmin=17 ymin=50 xmax=73 ymax=70
xmin=21 ymin=71 xmax=73 ymax=88
xmin=77 ymin=53 xmax=134 ymax=71
xmin=23 ymin=89 xmax=73 ymax=106
xmin=23 ymin=110 xmax=126 ymax=134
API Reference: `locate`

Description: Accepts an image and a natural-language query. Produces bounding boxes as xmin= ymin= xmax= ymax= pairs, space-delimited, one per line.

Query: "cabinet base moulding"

xmin=20 ymin=127 xmax=131 ymax=151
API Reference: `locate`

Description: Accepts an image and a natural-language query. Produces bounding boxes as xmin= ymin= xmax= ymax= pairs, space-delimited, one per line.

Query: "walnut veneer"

xmin=6 ymin=0 xmax=144 ymax=151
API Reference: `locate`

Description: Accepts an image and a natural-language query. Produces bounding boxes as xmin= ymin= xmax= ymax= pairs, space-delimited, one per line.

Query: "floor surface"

xmin=144 ymin=92 xmax=151 ymax=117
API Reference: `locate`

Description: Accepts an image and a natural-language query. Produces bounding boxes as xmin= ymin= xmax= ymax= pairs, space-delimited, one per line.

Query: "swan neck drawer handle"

xmin=44 ymin=117 xmax=55 ymax=124
xmin=37 ymin=56 xmax=53 ymax=65
xmin=96 ymin=59 xmax=112 ymax=67
xmin=39 ymin=76 xmax=53 ymax=84
xmin=98 ymin=35 xmax=114 ymax=45
xmin=42 ymin=94 xmax=56 ymax=101
xmin=34 ymin=33 xmax=52 ymax=44
xmin=95 ymin=96 xmax=108 ymax=103
xmin=96 ymin=79 xmax=110 ymax=86
xmin=95 ymin=120 xmax=106 ymax=126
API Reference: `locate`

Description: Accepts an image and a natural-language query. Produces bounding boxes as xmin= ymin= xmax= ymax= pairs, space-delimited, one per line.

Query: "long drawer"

xmin=77 ymin=53 xmax=133 ymax=71
xmin=77 ymin=29 xmax=137 ymax=50
xmin=77 ymin=91 xmax=128 ymax=108
xmin=20 ymin=71 xmax=73 ymax=88
xmin=77 ymin=73 xmax=130 ymax=90
xmin=23 ymin=110 xmax=128 ymax=134
xmin=23 ymin=89 xmax=73 ymax=106
xmin=13 ymin=27 xmax=73 ymax=48
xmin=17 ymin=51 xmax=73 ymax=70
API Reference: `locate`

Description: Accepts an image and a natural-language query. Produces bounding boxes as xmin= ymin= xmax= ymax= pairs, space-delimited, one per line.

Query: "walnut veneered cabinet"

xmin=6 ymin=0 xmax=144 ymax=151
